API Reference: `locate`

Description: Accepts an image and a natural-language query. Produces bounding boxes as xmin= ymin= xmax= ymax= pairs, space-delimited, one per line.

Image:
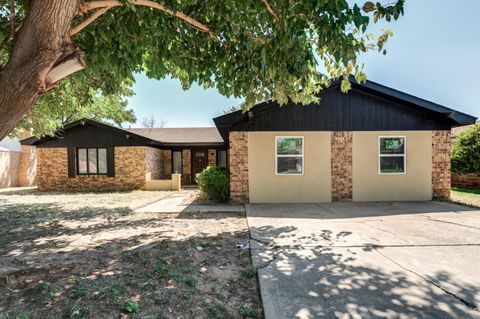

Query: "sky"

xmin=127 ymin=0 xmax=480 ymax=128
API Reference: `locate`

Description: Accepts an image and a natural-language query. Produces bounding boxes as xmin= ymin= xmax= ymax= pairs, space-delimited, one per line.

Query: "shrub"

xmin=452 ymin=124 xmax=480 ymax=175
xmin=196 ymin=166 xmax=229 ymax=202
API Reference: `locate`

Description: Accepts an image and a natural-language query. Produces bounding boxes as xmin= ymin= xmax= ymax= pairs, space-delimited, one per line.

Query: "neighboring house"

xmin=22 ymin=77 xmax=476 ymax=202
xmin=0 ymin=136 xmax=36 ymax=188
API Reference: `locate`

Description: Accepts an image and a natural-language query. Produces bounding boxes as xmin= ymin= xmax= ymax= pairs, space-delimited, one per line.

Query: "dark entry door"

xmin=192 ymin=150 xmax=208 ymax=182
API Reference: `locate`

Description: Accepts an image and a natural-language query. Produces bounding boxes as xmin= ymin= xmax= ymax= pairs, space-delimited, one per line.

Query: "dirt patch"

xmin=0 ymin=190 xmax=262 ymax=319
xmin=451 ymin=189 xmax=480 ymax=208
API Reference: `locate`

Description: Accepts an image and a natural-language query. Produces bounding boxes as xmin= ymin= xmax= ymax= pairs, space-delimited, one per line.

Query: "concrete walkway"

xmin=135 ymin=189 xmax=244 ymax=213
xmin=246 ymin=201 xmax=480 ymax=319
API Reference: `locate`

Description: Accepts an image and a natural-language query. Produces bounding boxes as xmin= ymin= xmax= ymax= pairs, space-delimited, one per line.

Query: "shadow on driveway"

xmin=247 ymin=201 xmax=480 ymax=319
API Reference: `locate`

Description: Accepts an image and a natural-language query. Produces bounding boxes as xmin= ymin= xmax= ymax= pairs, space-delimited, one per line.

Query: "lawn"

xmin=451 ymin=187 xmax=480 ymax=207
xmin=0 ymin=189 xmax=262 ymax=319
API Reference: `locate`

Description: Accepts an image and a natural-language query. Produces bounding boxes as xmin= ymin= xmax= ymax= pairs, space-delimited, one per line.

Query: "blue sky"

xmin=127 ymin=0 xmax=480 ymax=128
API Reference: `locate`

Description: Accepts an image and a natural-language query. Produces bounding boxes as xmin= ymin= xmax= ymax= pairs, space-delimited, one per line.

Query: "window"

xmin=379 ymin=137 xmax=406 ymax=174
xmin=172 ymin=151 xmax=182 ymax=174
xmin=77 ymin=148 xmax=107 ymax=175
xmin=275 ymin=137 xmax=304 ymax=175
xmin=217 ymin=150 xmax=227 ymax=167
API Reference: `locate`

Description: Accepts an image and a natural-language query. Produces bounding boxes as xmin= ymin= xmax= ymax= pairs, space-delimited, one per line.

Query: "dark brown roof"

xmin=127 ymin=127 xmax=223 ymax=144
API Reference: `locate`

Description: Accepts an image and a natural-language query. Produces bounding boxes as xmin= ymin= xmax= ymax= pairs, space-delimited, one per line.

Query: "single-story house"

xmin=21 ymin=77 xmax=476 ymax=202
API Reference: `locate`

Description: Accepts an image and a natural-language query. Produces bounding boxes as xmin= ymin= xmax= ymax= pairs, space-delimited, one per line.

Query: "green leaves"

xmin=122 ymin=300 xmax=139 ymax=313
xmin=2 ymin=0 xmax=405 ymax=120
xmin=452 ymin=124 xmax=480 ymax=175
xmin=12 ymin=71 xmax=136 ymax=137
xmin=362 ymin=2 xmax=376 ymax=13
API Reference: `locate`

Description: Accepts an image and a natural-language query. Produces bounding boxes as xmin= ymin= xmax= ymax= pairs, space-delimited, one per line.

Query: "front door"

xmin=192 ymin=150 xmax=208 ymax=182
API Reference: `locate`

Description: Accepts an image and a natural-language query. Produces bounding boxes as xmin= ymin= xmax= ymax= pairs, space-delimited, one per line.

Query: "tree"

xmin=452 ymin=124 xmax=480 ymax=175
xmin=141 ymin=113 xmax=166 ymax=128
xmin=224 ymin=105 xmax=242 ymax=114
xmin=0 ymin=0 xmax=404 ymax=140
xmin=12 ymin=70 xmax=136 ymax=137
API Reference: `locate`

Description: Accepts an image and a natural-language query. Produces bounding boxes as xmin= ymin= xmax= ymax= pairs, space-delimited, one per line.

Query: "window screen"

xmin=379 ymin=137 xmax=406 ymax=174
xmin=78 ymin=148 xmax=87 ymax=174
xmin=98 ymin=148 xmax=107 ymax=174
xmin=276 ymin=137 xmax=304 ymax=175
xmin=77 ymin=148 xmax=108 ymax=175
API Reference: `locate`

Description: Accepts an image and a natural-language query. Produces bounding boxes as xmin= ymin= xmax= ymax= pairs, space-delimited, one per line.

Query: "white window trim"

xmin=378 ymin=136 xmax=407 ymax=175
xmin=275 ymin=136 xmax=305 ymax=176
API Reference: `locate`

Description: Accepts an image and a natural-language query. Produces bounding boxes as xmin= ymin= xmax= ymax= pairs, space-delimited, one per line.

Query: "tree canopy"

xmin=0 ymin=0 xmax=404 ymax=139
xmin=12 ymin=70 xmax=136 ymax=137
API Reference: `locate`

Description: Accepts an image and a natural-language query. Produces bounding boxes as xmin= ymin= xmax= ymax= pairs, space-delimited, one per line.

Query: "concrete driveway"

xmin=246 ymin=201 xmax=480 ymax=319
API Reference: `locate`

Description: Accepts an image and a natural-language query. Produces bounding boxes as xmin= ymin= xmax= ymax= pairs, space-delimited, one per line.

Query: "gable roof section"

xmin=20 ymin=119 xmax=153 ymax=146
xmin=213 ymin=76 xmax=477 ymax=141
xmin=21 ymin=118 xmax=224 ymax=147
xmin=349 ymin=77 xmax=476 ymax=126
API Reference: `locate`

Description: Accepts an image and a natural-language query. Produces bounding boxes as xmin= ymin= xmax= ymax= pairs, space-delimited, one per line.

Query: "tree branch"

xmin=260 ymin=0 xmax=279 ymax=21
xmin=45 ymin=51 xmax=87 ymax=89
xmin=81 ymin=0 xmax=217 ymax=37
xmin=70 ymin=7 xmax=111 ymax=36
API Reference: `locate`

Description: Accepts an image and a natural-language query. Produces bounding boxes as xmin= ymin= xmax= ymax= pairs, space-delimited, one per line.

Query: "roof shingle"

xmin=127 ymin=127 xmax=223 ymax=144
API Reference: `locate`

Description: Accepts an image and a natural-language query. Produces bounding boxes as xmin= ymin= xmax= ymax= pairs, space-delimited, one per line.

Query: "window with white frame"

xmin=77 ymin=148 xmax=108 ymax=175
xmin=275 ymin=137 xmax=304 ymax=175
xmin=379 ymin=136 xmax=406 ymax=174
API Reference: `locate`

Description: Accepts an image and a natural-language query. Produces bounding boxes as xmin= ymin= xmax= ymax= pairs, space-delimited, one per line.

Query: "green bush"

xmin=452 ymin=124 xmax=480 ymax=175
xmin=196 ymin=166 xmax=229 ymax=202
xmin=122 ymin=301 xmax=139 ymax=314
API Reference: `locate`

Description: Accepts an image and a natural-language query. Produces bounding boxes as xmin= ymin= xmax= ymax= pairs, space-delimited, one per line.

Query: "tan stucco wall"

xmin=248 ymin=132 xmax=331 ymax=203
xmin=17 ymin=145 xmax=37 ymax=186
xmin=0 ymin=151 xmax=20 ymax=188
xmin=352 ymin=131 xmax=432 ymax=201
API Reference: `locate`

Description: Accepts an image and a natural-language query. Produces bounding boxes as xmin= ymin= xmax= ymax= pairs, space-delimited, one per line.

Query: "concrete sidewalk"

xmin=135 ymin=189 xmax=244 ymax=213
xmin=247 ymin=201 xmax=480 ymax=319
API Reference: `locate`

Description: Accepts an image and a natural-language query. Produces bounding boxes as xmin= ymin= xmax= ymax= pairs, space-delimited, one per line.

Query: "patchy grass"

xmin=0 ymin=190 xmax=262 ymax=318
xmin=451 ymin=188 xmax=480 ymax=207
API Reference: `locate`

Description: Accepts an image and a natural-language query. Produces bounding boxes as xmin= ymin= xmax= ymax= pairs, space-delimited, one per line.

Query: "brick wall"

xmin=182 ymin=149 xmax=192 ymax=184
xmin=229 ymin=132 xmax=249 ymax=202
xmin=161 ymin=150 xmax=172 ymax=177
xmin=37 ymin=146 xmax=147 ymax=191
xmin=145 ymin=147 xmax=162 ymax=180
xmin=331 ymin=131 xmax=353 ymax=201
xmin=432 ymin=130 xmax=451 ymax=200
xmin=208 ymin=149 xmax=216 ymax=167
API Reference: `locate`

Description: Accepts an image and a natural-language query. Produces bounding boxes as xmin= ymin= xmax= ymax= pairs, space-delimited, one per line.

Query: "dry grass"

xmin=0 ymin=189 xmax=262 ymax=319
xmin=450 ymin=188 xmax=480 ymax=208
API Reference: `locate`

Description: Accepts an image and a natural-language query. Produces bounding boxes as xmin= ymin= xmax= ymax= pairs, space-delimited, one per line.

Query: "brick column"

xmin=331 ymin=131 xmax=353 ymax=201
xmin=229 ymin=132 xmax=249 ymax=202
xmin=208 ymin=149 xmax=216 ymax=167
xmin=161 ymin=150 xmax=172 ymax=177
xmin=182 ymin=149 xmax=192 ymax=184
xmin=432 ymin=130 xmax=451 ymax=200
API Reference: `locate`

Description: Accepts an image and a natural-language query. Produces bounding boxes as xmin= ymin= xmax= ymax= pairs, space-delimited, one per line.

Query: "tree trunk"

xmin=0 ymin=0 xmax=82 ymax=140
